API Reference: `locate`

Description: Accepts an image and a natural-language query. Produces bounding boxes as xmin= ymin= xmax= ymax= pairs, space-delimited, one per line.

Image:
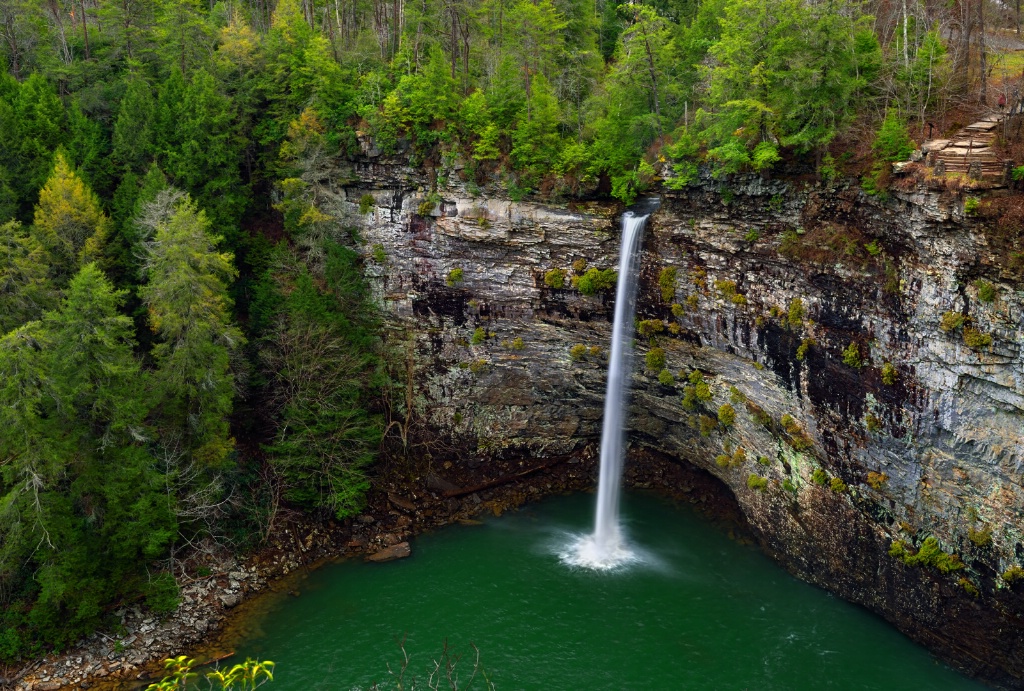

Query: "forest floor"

xmin=5 ymin=446 xmax=747 ymax=691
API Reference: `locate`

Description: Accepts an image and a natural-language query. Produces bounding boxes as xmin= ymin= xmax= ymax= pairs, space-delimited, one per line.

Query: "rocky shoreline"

xmin=4 ymin=447 xmax=744 ymax=691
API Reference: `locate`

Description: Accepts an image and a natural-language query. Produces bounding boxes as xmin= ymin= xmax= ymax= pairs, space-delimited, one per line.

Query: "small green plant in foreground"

xmin=811 ymin=468 xmax=828 ymax=486
xmin=658 ymin=369 xmax=675 ymax=386
xmin=569 ymin=344 xmax=587 ymax=361
xmin=146 ymin=656 xmax=275 ymax=691
xmin=472 ymin=327 xmax=486 ymax=345
xmin=962 ymin=327 xmax=993 ymax=349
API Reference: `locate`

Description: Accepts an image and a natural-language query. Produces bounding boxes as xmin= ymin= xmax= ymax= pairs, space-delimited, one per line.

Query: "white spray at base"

xmin=561 ymin=208 xmax=651 ymax=571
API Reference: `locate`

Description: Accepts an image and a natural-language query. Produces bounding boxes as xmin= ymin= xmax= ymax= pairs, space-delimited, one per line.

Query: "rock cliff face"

xmin=342 ymin=157 xmax=1024 ymax=687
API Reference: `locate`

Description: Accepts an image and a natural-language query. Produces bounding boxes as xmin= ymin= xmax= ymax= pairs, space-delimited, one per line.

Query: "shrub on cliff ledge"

xmin=645 ymin=347 xmax=666 ymax=372
xmin=446 ymin=267 xmax=464 ymax=287
xmin=658 ymin=369 xmax=675 ymax=386
xmin=842 ymin=341 xmax=864 ymax=368
xmin=890 ymin=537 xmax=964 ymax=574
xmin=659 ymin=267 xmax=678 ymax=302
xmin=939 ymin=311 xmax=964 ymax=333
xmin=544 ymin=268 xmax=567 ymax=289
xmin=962 ymin=327 xmax=993 ymax=349
xmin=569 ymin=344 xmax=587 ymax=361
xmin=1003 ymin=566 xmax=1024 ymax=584
xmin=574 ymin=267 xmax=617 ymax=295
xmin=718 ymin=403 xmax=736 ymax=428
xmin=881 ymin=362 xmax=897 ymax=385
xmin=747 ymin=474 xmax=768 ymax=491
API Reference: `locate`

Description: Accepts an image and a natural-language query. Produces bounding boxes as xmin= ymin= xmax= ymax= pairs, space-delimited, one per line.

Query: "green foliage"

xmin=890 ymin=537 xmax=964 ymax=574
xmin=637 ymin=319 xmax=665 ymax=338
xmin=795 ymin=338 xmax=815 ymax=361
xmin=371 ymin=244 xmax=387 ymax=264
xmin=865 ymin=240 xmax=882 ymax=256
xmin=446 ymin=268 xmax=464 ymax=287
xmin=968 ymin=526 xmax=993 ymax=548
xmin=698 ymin=415 xmax=719 ymax=437
xmin=717 ymin=403 xmax=736 ymax=428
xmin=865 ymin=413 xmax=882 ymax=433
xmin=782 ymin=479 xmax=797 ymax=494
xmin=645 ymin=347 xmax=666 ymax=372
xmin=544 ymin=268 xmax=567 ymax=289
xmin=881 ymin=362 xmax=897 ymax=385
xmin=575 ymin=267 xmax=617 ymax=295
xmin=787 ymin=298 xmax=804 ymax=329
xmin=671 ymin=303 xmax=685 ymax=317
xmin=781 ymin=414 xmax=813 ymax=451
xmin=146 ymin=656 xmax=276 ymax=691
xmin=140 ymin=190 xmax=242 ymax=464
xmin=359 ymin=194 xmax=376 ymax=214
xmin=747 ymin=474 xmax=768 ymax=491
xmin=658 ymin=369 xmax=675 ymax=386
xmin=511 ymin=337 xmax=525 ymax=351
xmin=1003 ymin=566 xmax=1024 ymax=584
xmin=811 ymin=468 xmax=828 ymax=486
xmin=973 ymin=280 xmax=997 ymax=303
xmin=962 ymin=327 xmax=993 ymax=349
xmin=728 ymin=386 xmax=746 ymax=404
xmin=863 ymin=111 xmax=914 ymax=195
xmin=830 ymin=477 xmax=847 ymax=493
xmin=255 ymin=243 xmax=381 ymax=519
xmin=472 ymin=327 xmax=487 ymax=345
xmin=959 ymin=578 xmax=980 ymax=598
xmin=939 ymin=311 xmax=965 ymax=333
xmin=658 ymin=267 xmax=678 ymax=302
xmin=841 ymin=341 xmax=864 ymax=368
xmin=569 ymin=344 xmax=587 ymax=361
xmin=964 ymin=197 xmax=980 ymax=216
xmin=715 ymin=454 xmax=730 ymax=468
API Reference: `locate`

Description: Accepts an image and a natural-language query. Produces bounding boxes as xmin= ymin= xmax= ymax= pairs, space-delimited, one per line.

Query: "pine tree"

xmin=31 ymin=151 xmax=111 ymax=282
xmin=139 ymin=189 xmax=242 ymax=465
xmin=111 ymin=77 xmax=156 ymax=176
xmin=0 ymin=220 xmax=55 ymax=333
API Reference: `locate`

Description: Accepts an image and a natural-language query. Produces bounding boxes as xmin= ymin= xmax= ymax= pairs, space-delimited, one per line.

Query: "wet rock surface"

xmin=347 ymin=165 xmax=1023 ymax=687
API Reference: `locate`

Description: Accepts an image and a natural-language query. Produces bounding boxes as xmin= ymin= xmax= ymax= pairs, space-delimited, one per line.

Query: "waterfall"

xmin=562 ymin=205 xmax=653 ymax=570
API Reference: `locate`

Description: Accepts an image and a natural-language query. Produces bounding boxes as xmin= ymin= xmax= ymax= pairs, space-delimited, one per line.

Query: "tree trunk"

xmin=79 ymin=0 xmax=90 ymax=59
xmin=979 ymin=0 xmax=988 ymax=104
xmin=639 ymin=18 xmax=663 ymax=139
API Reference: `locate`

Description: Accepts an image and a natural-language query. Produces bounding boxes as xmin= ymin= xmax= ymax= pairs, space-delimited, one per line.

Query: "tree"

xmin=31 ymin=151 xmax=110 ymax=282
xmin=0 ymin=264 xmax=174 ymax=656
xmin=112 ymin=77 xmax=156 ymax=176
xmin=0 ymin=220 xmax=55 ymax=333
xmin=139 ymin=189 xmax=243 ymax=465
xmin=256 ymin=245 xmax=382 ymax=519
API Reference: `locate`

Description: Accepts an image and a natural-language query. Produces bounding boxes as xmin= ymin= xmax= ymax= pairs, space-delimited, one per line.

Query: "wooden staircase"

xmin=922 ymin=115 xmax=1009 ymax=180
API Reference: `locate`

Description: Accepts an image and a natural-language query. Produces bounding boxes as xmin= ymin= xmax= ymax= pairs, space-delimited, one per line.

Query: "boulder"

xmin=365 ymin=542 xmax=411 ymax=563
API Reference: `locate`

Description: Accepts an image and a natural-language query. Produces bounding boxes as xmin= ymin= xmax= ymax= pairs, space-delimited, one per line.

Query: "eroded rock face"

xmin=344 ymin=160 xmax=1024 ymax=686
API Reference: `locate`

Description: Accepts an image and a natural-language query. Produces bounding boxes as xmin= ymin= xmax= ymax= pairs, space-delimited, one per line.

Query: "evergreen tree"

xmin=139 ymin=189 xmax=242 ymax=465
xmin=31 ymin=151 xmax=110 ymax=283
xmin=0 ymin=219 xmax=55 ymax=333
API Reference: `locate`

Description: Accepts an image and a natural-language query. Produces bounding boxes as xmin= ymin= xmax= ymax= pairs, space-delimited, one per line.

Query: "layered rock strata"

xmin=348 ymin=161 xmax=1024 ymax=687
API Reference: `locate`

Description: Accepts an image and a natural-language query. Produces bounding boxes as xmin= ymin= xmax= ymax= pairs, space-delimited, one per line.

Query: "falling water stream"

xmin=563 ymin=202 xmax=655 ymax=570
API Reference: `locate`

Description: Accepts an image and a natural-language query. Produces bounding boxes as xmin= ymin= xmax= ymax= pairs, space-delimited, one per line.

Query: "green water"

xmin=230 ymin=492 xmax=985 ymax=690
